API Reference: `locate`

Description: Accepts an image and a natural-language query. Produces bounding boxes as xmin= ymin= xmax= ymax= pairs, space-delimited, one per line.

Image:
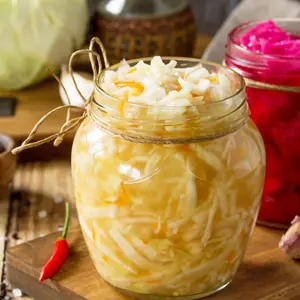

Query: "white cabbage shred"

xmin=100 ymin=56 xmax=232 ymax=108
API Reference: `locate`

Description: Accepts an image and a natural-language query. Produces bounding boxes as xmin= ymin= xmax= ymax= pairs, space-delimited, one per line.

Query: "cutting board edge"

xmin=7 ymin=264 xmax=86 ymax=300
xmin=6 ymin=230 xmax=87 ymax=300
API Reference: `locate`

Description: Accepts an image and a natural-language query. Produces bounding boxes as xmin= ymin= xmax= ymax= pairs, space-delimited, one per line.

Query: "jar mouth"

xmin=94 ymin=56 xmax=246 ymax=109
xmin=228 ymin=18 xmax=300 ymax=61
xmin=91 ymin=57 xmax=248 ymax=143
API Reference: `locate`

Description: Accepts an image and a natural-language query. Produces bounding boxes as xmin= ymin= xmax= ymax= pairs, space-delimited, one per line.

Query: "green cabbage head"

xmin=0 ymin=0 xmax=89 ymax=90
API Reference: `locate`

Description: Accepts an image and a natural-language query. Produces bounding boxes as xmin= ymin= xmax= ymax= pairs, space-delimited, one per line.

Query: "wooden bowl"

xmin=0 ymin=133 xmax=17 ymax=187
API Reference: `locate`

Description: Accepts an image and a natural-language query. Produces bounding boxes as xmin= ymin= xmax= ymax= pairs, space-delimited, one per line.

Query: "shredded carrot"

xmin=178 ymin=144 xmax=190 ymax=152
xmin=239 ymin=229 xmax=246 ymax=240
xmin=142 ymin=239 xmax=149 ymax=244
xmin=137 ymin=271 xmax=151 ymax=277
xmin=118 ymin=90 xmax=128 ymax=116
xmin=127 ymin=67 xmax=137 ymax=74
xmin=123 ymin=90 xmax=129 ymax=101
xmin=156 ymin=131 xmax=164 ymax=137
xmin=191 ymin=93 xmax=199 ymax=98
xmin=117 ymin=197 xmax=129 ymax=207
xmin=226 ymin=251 xmax=235 ymax=263
xmin=160 ymin=223 xmax=168 ymax=234
xmin=116 ymin=185 xmax=130 ymax=207
xmin=114 ymin=81 xmax=144 ymax=96
xmin=91 ymin=227 xmax=96 ymax=242
xmin=147 ymin=280 xmax=160 ymax=284
xmin=175 ymin=83 xmax=182 ymax=92
xmin=118 ymin=100 xmax=125 ymax=116
xmin=209 ymin=76 xmax=219 ymax=84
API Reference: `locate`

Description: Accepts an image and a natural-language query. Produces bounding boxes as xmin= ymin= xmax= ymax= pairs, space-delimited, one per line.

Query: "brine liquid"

xmin=72 ymin=118 xmax=265 ymax=297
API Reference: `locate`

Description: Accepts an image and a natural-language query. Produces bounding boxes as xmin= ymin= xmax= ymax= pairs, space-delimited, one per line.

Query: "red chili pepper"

xmin=39 ymin=202 xmax=70 ymax=282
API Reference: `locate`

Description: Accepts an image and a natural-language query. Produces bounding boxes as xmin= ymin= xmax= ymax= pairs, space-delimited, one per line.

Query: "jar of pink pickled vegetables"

xmin=72 ymin=57 xmax=265 ymax=298
xmin=225 ymin=19 xmax=300 ymax=228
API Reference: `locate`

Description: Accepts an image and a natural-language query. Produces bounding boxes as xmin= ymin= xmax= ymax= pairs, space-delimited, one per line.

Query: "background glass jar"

xmin=72 ymin=58 xmax=265 ymax=299
xmin=225 ymin=19 xmax=300 ymax=228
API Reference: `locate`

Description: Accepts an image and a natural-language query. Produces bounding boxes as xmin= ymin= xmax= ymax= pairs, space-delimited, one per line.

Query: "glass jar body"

xmin=225 ymin=20 xmax=300 ymax=227
xmin=72 ymin=116 xmax=265 ymax=299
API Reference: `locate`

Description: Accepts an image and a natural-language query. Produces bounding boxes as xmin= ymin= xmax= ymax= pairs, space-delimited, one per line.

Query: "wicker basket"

xmin=95 ymin=6 xmax=196 ymax=63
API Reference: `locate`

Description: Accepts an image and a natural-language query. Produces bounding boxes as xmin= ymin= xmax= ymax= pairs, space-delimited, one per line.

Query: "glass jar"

xmin=72 ymin=58 xmax=265 ymax=299
xmin=97 ymin=0 xmax=189 ymax=18
xmin=95 ymin=0 xmax=196 ymax=63
xmin=225 ymin=19 xmax=300 ymax=228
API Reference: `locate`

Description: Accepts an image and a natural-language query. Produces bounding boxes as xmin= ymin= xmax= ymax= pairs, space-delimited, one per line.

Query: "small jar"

xmin=72 ymin=58 xmax=265 ymax=299
xmin=225 ymin=19 xmax=300 ymax=228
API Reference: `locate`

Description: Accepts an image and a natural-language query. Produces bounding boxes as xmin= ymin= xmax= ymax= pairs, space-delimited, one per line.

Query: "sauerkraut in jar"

xmin=72 ymin=57 xmax=265 ymax=299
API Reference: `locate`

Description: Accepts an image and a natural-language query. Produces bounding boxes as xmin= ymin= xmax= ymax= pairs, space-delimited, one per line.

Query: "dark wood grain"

xmin=6 ymin=224 xmax=299 ymax=300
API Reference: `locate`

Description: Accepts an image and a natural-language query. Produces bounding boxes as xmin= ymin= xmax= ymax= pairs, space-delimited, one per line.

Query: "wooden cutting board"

xmin=6 ymin=225 xmax=300 ymax=300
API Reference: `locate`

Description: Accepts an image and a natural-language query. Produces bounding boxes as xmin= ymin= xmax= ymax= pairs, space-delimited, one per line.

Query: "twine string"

xmin=89 ymin=37 xmax=110 ymax=81
xmin=12 ymin=37 xmax=109 ymax=155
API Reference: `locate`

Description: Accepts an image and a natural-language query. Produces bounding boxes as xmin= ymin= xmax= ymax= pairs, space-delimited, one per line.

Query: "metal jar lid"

xmin=97 ymin=0 xmax=189 ymax=19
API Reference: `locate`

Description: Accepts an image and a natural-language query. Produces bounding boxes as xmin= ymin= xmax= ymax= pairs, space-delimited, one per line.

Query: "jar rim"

xmin=228 ymin=18 xmax=300 ymax=61
xmin=94 ymin=56 xmax=245 ymax=109
xmin=91 ymin=57 xmax=248 ymax=144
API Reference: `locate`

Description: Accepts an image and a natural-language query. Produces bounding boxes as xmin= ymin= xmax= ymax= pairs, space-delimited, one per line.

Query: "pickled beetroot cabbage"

xmin=239 ymin=20 xmax=300 ymax=58
xmin=227 ymin=20 xmax=300 ymax=225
